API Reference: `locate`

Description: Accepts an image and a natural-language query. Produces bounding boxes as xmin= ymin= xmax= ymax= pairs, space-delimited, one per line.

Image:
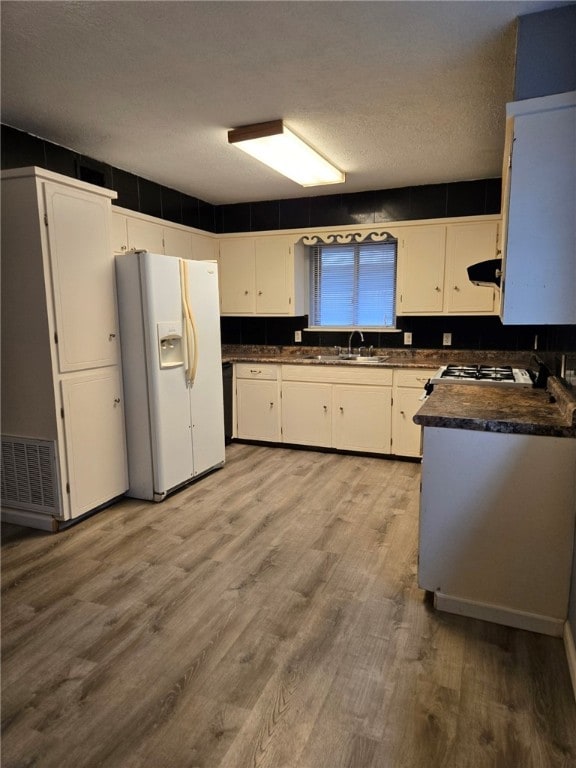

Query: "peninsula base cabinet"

xmin=235 ymin=364 xmax=281 ymax=442
xmin=418 ymin=426 xmax=576 ymax=636
xmin=391 ymin=369 xmax=437 ymax=457
xmin=1 ymin=167 xmax=128 ymax=530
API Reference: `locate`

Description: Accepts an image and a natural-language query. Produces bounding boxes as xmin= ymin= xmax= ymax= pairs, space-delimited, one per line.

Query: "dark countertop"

xmin=413 ymin=377 xmax=576 ymax=438
xmin=222 ymin=345 xmax=575 ymax=437
xmin=221 ymin=345 xmax=535 ymax=371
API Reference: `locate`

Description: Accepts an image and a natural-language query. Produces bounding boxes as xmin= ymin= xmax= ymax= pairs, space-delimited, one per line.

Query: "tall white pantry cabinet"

xmin=1 ymin=167 xmax=128 ymax=530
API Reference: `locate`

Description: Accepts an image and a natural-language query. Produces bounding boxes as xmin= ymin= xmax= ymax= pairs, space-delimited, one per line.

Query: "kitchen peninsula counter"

xmin=413 ymin=376 xmax=576 ymax=438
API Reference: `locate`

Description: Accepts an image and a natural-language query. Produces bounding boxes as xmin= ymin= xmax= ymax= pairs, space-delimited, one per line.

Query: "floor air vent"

xmin=1 ymin=437 xmax=61 ymax=515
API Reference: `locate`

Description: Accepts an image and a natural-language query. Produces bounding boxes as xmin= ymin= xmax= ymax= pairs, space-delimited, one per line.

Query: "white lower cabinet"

xmin=333 ymin=385 xmax=391 ymax=453
xmin=281 ymin=365 xmax=393 ymax=454
xmin=235 ymin=364 xmax=281 ymax=441
xmin=281 ymin=382 xmax=332 ymax=447
xmin=60 ymin=367 xmax=128 ymax=518
xmin=234 ymin=363 xmax=435 ymax=457
xmin=391 ymin=369 xmax=437 ymax=457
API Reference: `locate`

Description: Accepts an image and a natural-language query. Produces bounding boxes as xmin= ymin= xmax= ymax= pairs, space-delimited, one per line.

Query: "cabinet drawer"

xmin=393 ymin=368 xmax=437 ymax=388
xmin=235 ymin=363 xmax=279 ymax=380
xmin=282 ymin=364 xmax=392 ymax=386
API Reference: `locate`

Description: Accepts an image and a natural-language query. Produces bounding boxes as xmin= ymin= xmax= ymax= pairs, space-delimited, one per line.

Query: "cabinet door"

xmin=502 ymin=95 xmax=576 ymax=324
xmin=281 ymin=382 xmax=332 ymax=447
xmin=333 ymin=385 xmax=391 ymax=454
xmin=445 ymin=222 xmax=497 ymax=313
xmin=126 ymin=217 xmax=164 ymax=253
xmin=392 ymin=387 xmax=426 ymax=457
xmin=236 ymin=379 xmax=280 ymax=441
xmin=254 ymin=236 xmax=290 ymax=314
xmin=43 ymin=182 xmax=119 ymax=372
xmin=191 ymin=233 xmax=218 ymax=261
xmin=219 ymin=239 xmax=255 ymax=313
xmin=60 ymin=367 xmax=128 ymax=519
xmin=397 ymin=226 xmax=446 ymax=313
xmin=163 ymin=227 xmax=192 ymax=259
xmin=111 ymin=212 xmax=128 ymax=254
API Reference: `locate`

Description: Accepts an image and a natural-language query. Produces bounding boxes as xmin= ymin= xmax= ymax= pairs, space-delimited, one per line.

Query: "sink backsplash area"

xmin=220 ymin=314 xmax=576 ymax=360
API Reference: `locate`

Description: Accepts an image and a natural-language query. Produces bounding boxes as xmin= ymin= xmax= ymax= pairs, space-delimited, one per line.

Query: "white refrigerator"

xmin=116 ymin=251 xmax=225 ymax=501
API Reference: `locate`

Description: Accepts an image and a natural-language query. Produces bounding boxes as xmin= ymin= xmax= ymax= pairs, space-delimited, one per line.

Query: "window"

xmin=309 ymin=239 xmax=397 ymax=329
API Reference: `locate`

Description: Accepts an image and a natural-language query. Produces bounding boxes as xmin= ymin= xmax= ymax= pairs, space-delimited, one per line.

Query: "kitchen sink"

xmin=304 ymin=354 xmax=389 ymax=364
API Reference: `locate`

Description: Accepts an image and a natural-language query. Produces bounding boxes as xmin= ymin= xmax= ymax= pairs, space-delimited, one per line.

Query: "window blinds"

xmin=310 ymin=240 xmax=397 ymax=328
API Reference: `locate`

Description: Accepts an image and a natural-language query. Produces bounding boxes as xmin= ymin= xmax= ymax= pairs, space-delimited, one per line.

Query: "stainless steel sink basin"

xmin=304 ymin=354 xmax=389 ymax=364
xmin=304 ymin=355 xmax=341 ymax=361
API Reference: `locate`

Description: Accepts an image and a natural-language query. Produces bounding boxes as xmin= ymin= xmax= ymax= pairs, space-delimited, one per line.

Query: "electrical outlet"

xmin=442 ymin=333 xmax=452 ymax=346
xmin=403 ymin=332 xmax=412 ymax=345
xmin=294 ymin=330 xmax=302 ymax=343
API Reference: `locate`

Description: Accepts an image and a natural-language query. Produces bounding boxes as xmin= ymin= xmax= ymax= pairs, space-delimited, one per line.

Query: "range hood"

xmin=467 ymin=258 xmax=502 ymax=288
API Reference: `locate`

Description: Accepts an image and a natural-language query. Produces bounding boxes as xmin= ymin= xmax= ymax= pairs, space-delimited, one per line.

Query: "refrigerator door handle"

xmin=179 ymin=259 xmax=199 ymax=386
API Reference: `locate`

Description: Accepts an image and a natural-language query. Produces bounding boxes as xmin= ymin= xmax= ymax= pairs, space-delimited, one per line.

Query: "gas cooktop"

xmin=431 ymin=364 xmax=533 ymax=387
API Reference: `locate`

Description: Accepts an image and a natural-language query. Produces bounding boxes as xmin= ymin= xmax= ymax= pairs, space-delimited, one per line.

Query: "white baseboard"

xmin=434 ymin=592 xmax=565 ymax=637
xmin=564 ymin=621 xmax=576 ymax=703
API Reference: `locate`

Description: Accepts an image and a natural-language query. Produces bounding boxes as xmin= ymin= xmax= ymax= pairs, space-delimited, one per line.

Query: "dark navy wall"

xmin=0 ymin=125 xmax=218 ymax=232
xmin=2 ymin=124 xmax=574 ymax=355
xmin=515 ymin=4 xmax=576 ymax=100
xmin=1 ymin=125 xmax=500 ymax=234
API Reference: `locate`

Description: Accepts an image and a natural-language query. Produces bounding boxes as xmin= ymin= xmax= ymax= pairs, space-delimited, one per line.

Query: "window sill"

xmin=304 ymin=327 xmax=402 ymax=333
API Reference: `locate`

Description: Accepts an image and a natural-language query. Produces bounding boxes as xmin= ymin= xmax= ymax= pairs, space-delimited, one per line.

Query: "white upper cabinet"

xmin=500 ymin=91 xmax=576 ymax=325
xmin=191 ymin=232 xmax=218 ymax=261
xmin=113 ymin=209 xmax=217 ymax=261
xmin=444 ymin=221 xmax=498 ymax=313
xmin=163 ymin=226 xmax=192 ymax=259
xmin=397 ymin=225 xmax=446 ymax=313
xmin=126 ymin=216 xmax=165 ymax=254
xmin=43 ymin=181 xmax=120 ymax=372
xmin=219 ymin=234 xmax=307 ymax=316
xmin=219 ymin=237 xmax=256 ymax=313
xmin=397 ymin=219 xmax=498 ymax=315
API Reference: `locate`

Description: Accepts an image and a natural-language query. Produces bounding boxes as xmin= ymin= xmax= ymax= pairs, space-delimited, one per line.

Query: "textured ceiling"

xmin=0 ymin=1 xmax=568 ymax=204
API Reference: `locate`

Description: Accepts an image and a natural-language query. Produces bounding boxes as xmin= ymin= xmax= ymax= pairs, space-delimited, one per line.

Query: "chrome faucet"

xmin=348 ymin=330 xmax=364 ymax=355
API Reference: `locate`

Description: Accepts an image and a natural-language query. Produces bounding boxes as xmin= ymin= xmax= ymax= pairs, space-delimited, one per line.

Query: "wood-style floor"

xmin=2 ymin=443 xmax=575 ymax=768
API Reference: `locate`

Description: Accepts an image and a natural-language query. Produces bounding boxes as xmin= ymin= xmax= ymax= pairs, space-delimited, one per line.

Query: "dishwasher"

xmin=222 ymin=362 xmax=233 ymax=444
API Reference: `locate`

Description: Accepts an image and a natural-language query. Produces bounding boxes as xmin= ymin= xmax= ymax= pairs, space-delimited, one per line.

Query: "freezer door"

xmin=140 ymin=252 xmax=194 ymax=495
xmin=184 ymin=260 xmax=225 ymax=476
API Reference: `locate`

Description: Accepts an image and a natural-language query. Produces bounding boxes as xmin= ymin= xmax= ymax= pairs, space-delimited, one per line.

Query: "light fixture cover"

xmin=228 ymin=120 xmax=345 ymax=187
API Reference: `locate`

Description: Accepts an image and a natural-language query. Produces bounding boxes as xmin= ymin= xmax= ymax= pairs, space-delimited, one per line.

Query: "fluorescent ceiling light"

xmin=228 ymin=120 xmax=345 ymax=187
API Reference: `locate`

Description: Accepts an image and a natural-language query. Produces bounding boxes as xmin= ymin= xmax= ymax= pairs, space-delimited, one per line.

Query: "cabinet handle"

xmin=244 ymin=290 xmax=249 ymax=295
xmin=400 ymin=410 xmax=405 ymax=415
xmin=269 ymin=402 xmax=274 ymax=408
xmin=323 ymin=405 xmax=328 ymax=412
xmin=435 ymin=286 xmax=441 ymax=292
xmin=109 ymin=333 xmax=116 ymax=340
xmin=250 ymin=369 xmax=261 ymax=374
xmin=339 ymin=406 xmax=344 ymax=413
xmin=114 ymin=397 xmax=121 ymax=406
xmin=454 ymin=285 xmax=460 ymax=291
xmin=258 ymin=290 xmax=263 ymax=296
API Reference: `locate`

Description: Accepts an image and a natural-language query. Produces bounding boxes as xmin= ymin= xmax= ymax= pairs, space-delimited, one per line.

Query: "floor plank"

xmin=2 ymin=443 xmax=575 ymax=768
